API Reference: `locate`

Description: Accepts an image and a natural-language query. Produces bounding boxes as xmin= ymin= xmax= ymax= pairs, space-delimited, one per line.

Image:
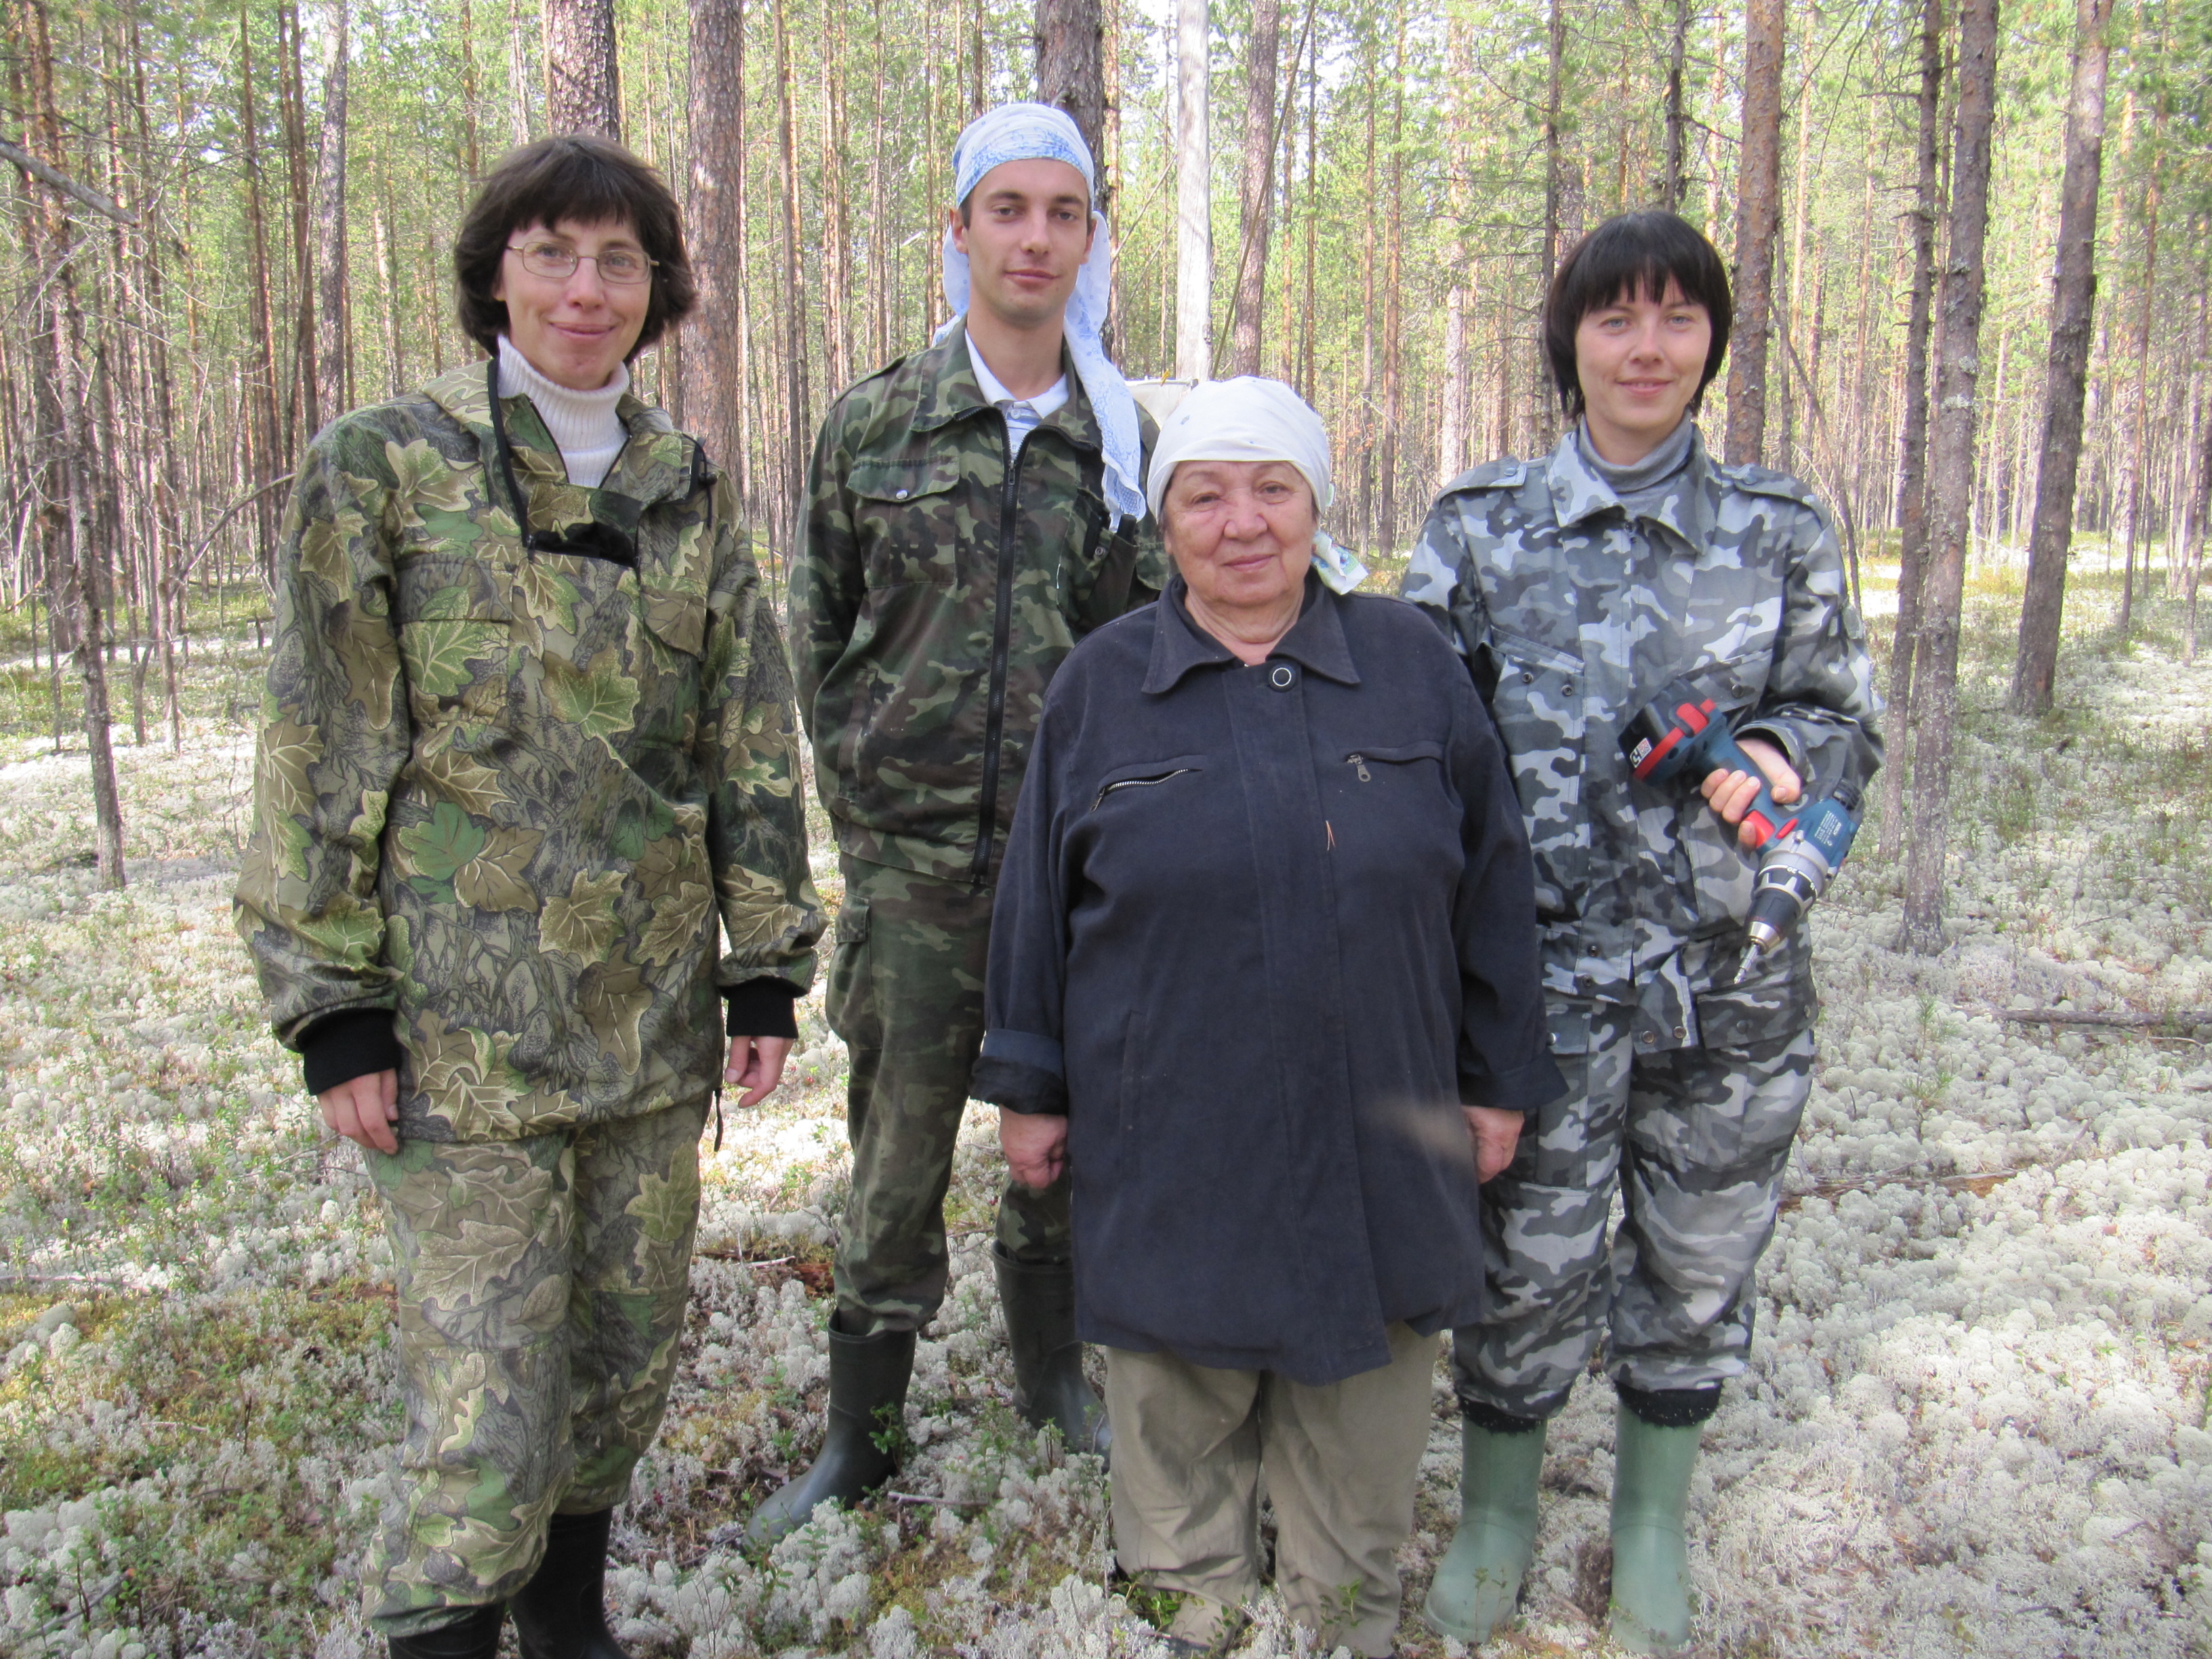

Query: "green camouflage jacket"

xmin=236 ymin=362 xmax=822 ymax=1143
xmin=1401 ymin=424 xmax=1882 ymax=1059
xmin=790 ymin=326 xmax=1166 ymax=885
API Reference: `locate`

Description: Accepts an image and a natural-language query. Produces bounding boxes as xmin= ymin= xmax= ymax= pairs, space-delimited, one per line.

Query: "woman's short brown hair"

xmin=453 ymin=135 xmax=697 ymax=359
xmin=1543 ymin=211 xmax=1732 ymax=420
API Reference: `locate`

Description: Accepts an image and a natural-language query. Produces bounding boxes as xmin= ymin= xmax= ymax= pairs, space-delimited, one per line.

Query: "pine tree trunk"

xmin=312 ymin=0 xmax=350 ymax=430
xmin=1376 ymin=7 xmax=1404 ymax=548
xmin=1173 ymin=0 xmax=1210 ymax=380
xmin=545 ymin=0 xmax=621 ymax=138
xmin=1034 ymin=0 xmax=1105 ymax=167
xmin=1533 ymin=0 xmax=1564 ymax=448
xmin=1725 ymin=0 xmax=1784 ymax=465
xmin=1224 ymin=0 xmax=1277 ymax=376
xmin=236 ymin=0 xmax=285 ymax=579
xmin=20 ymin=0 xmax=125 ymax=886
xmin=2113 ymin=0 xmax=2170 ymax=640
xmin=1877 ymin=0 xmax=1944 ymax=857
xmin=2009 ymin=0 xmax=2114 ymax=713
xmin=1662 ymin=0 xmax=1688 ymax=208
xmin=684 ymin=0 xmax=746 ymax=492
xmin=1898 ymin=0 xmax=2000 ymax=955
xmin=775 ymin=0 xmax=808 ymax=552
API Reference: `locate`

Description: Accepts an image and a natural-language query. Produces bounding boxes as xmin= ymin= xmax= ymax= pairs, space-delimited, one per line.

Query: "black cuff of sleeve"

xmin=1616 ymin=1379 xmax=1723 ymax=1428
xmin=970 ymin=1056 xmax=1069 ymax=1115
xmin=724 ymin=979 xmax=802 ymax=1040
xmin=299 ymin=1009 xmax=404 ymax=1097
xmin=1461 ymin=1052 xmax=1570 ymax=1118
xmin=1735 ymin=718 xmax=1809 ymax=781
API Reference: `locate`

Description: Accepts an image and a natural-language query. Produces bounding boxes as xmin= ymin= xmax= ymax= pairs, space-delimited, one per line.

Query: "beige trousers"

xmin=1105 ymin=1324 xmax=1437 ymax=1657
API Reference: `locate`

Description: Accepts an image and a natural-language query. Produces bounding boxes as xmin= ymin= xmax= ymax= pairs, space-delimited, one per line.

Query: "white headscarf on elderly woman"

xmin=937 ymin=102 xmax=1146 ymax=530
xmin=1145 ymin=376 xmax=1370 ymax=594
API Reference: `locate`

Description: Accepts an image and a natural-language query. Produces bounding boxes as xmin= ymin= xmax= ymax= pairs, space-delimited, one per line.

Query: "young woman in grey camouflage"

xmin=235 ymin=137 xmax=822 ymax=1659
xmin=1401 ymin=211 xmax=1883 ymax=1655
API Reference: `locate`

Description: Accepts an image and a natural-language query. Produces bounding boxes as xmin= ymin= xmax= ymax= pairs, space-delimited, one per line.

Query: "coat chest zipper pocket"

xmin=1345 ymin=742 xmax=1443 ymax=781
xmin=1094 ymin=767 xmax=1198 ymax=810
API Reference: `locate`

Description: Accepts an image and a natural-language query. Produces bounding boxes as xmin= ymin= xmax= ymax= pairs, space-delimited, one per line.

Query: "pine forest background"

xmin=1 ymin=0 xmax=2210 ymax=910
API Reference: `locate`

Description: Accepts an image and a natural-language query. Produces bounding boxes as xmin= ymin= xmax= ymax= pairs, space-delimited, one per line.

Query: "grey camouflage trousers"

xmin=828 ymin=855 xmax=1071 ymax=1336
xmin=1453 ymin=1006 xmax=1814 ymax=1420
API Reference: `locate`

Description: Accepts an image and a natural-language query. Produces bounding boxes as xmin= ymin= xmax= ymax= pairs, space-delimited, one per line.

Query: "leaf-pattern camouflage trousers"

xmin=362 ymin=1099 xmax=708 ymax=1635
xmin=829 ymin=855 xmax=1069 ymax=1336
xmin=1453 ymin=1008 xmax=1815 ymax=1420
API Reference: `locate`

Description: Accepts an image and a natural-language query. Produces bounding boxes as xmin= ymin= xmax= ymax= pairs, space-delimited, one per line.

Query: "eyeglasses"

xmin=506 ymin=239 xmax=656 ymax=285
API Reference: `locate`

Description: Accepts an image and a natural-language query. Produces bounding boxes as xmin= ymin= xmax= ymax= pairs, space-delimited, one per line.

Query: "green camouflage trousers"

xmin=363 ymin=1099 xmax=707 ymax=1635
xmin=1453 ymin=1008 xmax=1815 ymax=1421
xmin=828 ymin=855 xmax=1069 ymax=1335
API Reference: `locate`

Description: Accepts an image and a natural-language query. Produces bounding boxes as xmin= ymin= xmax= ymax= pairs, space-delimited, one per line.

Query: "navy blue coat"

xmin=971 ymin=576 xmax=1563 ymax=1385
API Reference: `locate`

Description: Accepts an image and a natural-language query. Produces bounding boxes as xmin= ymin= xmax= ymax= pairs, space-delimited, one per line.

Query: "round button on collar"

xmin=1269 ymin=664 xmax=1296 ymax=690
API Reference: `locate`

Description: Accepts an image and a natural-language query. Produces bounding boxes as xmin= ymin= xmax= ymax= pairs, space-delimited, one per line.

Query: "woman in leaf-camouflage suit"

xmin=235 ymin=137 xmax=822 ymax=1659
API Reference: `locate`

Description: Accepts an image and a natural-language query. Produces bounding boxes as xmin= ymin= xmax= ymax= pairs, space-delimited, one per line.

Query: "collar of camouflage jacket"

xmin=1542 ymin=418 xmax=1720 ymax=552
xmin=417 ymin=361 xmax=716 ymax=656
xmin=421 ymin=361 xmax=702 ymax=514
xmin=907 ymin=323 xmax=1103 ymax=457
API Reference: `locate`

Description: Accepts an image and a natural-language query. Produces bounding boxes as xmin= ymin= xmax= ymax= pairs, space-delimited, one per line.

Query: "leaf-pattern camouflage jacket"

xmin=790 ymin=325 xmax=1166 ymax=885
xmin=236 ymin=363 xmax=823 ymax=1143
xmin=1401 ymin=424 xmax=1883 ymax=1059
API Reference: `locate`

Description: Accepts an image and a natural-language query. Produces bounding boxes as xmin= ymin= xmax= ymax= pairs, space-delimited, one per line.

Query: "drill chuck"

xmin=1728 ymin=783 xmax=1863 ymax=985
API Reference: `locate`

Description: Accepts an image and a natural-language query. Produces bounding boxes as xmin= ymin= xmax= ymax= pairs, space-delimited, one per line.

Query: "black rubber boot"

xmin=386 ymin=1603 xmax=506 ymax=1659
xmin=994 ymin=1244 xmax=1110 ymax=1458
xmin=745 ymin=1319 xmax=916 ymax=1547
xmin=510 ymin=1507 xmax=628 ymax=1659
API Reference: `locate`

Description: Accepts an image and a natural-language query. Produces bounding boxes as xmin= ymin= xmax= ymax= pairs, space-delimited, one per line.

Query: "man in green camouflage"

xmin=237 ymin=138 xmax=820 ymax=1658
xmin=1401 ymin=213 xmax=1881 ymax=1655
xmin=759 ymin=102 xmax=1163 ymax=1542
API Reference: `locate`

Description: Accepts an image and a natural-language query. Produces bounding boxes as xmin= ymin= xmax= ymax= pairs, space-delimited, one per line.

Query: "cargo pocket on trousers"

xmin=825 ymin=893 xmax=873 ymax=1050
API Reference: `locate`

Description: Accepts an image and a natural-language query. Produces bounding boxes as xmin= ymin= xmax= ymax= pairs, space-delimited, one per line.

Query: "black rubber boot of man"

xmin=386 ymin=1603 xmax=506 ymax=1659
xmin=511 ymin=1507 xmax=629 ymax=1659
xmin=745 ymin=1319 xmax=917 ymax=1548
xmin=994 ymin=1244 xmax=1111 ymax=1459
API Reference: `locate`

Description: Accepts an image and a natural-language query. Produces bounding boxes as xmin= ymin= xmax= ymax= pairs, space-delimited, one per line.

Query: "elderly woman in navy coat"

xmin=969 ymin=377 xmax=1563 ymax=1658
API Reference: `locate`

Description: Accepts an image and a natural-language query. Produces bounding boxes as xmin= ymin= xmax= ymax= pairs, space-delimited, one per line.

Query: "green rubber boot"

xmin=1607 ymin=1406 xmax=1702 ymax=1655
xmin=1420 ymin=1417 xmax=1547 ymax=1643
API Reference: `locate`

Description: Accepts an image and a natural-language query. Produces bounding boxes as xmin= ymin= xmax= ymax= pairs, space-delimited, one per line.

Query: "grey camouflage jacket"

xmin=1401 ymin=424 xmax=1882 ymax=1059
xmin=236 ymin=363 xmax=822 ymax=1142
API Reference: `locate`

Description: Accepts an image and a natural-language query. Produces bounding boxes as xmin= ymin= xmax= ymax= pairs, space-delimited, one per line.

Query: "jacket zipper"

xmin=970 ymin=419 xmax=1026 ymax=886
xmin=1094 ymin=768 xmax=1197 ymax=811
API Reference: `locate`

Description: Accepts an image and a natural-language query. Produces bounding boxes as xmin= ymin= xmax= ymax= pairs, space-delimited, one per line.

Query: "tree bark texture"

xmin=683 ymin=0 xmax=746 ymax=499
xmin=1663 ymin=0 xmax=1689 ymax=208
xmin=20 ymin=0 xmax=125 ymax=887
xmin=1034 ymin=0 xmax=1105 ymax=180
xmin=1173 ymin=0 xmax=1210 ymax=380
xmin=311 ymin=0 xmax=350 ymax=430
xmin=1725 ymin=0 xmax=1785 ymax=465
xmin=1225 ymin=0 xmax=1277 ymax=376
xmin=1877 ymin=0 xmax=1944 ymax=857
xmin=544 ymin=0 xmax=620 ymax=138
xmin=1898 ymin=0 xmax=2000 ymax=956
xmin=2009 ymin=0 xmax=2114 ymax=713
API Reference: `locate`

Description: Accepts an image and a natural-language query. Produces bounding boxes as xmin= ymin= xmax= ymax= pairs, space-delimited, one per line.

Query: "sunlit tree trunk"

xmin=1173 ymin=0 xmax=1210 ymax=380
xmin=2010 ymin=0 xmax=2114 ymax=713
xmin=1899 ymin=0 xmax=2000 ymax=955
xmin=1878 ymin=0 xmax=1944 ymax=857
xmin=684 ymin=0 xmax=747 ymax=501
xmin=1224 ymin=0 xmax=1277 ymax=376
xmin=545 ymin=0 xmax=620 ymax=137
xmin=1725 ymin=0 xmax=1783 ymax=465
xmin=312 ymin=0 xmax=350 ymax=429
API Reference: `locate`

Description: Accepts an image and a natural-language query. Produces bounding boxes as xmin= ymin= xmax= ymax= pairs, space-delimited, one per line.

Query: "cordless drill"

xmin=1619 ymin=680 xmax=1862 ymax=983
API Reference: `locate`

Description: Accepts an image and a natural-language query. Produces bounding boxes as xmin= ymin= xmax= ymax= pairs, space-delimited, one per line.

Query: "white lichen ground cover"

xmin=0 ymin=561 xmax=2206 ymax=1658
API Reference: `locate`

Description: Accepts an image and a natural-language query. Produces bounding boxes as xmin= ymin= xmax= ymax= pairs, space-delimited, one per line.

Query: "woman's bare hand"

xmin=1698 ymin=735 xmax=1802 ymax=848
xmin=1000 ymin=1111 xmax=1069 ymax=1190
xmin=1464 ymin=1105 xmax=1523 ymax=1183
xmin=319 ymin=1069 xmax=401 ymax=1154
xmin=724 ymin=1036 xmax=794 ymax=1107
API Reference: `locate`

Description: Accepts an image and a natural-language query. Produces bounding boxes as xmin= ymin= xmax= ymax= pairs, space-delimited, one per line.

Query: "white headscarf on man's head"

xmin=937 ymin=102 xmax=1145 ymax=529
xmin=1145 ymin=377 xmax=1369 ymax=594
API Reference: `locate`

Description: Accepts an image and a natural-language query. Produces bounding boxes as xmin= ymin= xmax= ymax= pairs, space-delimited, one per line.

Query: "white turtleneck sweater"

xmin=497 ymin=335 xmax=631 ymax=489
